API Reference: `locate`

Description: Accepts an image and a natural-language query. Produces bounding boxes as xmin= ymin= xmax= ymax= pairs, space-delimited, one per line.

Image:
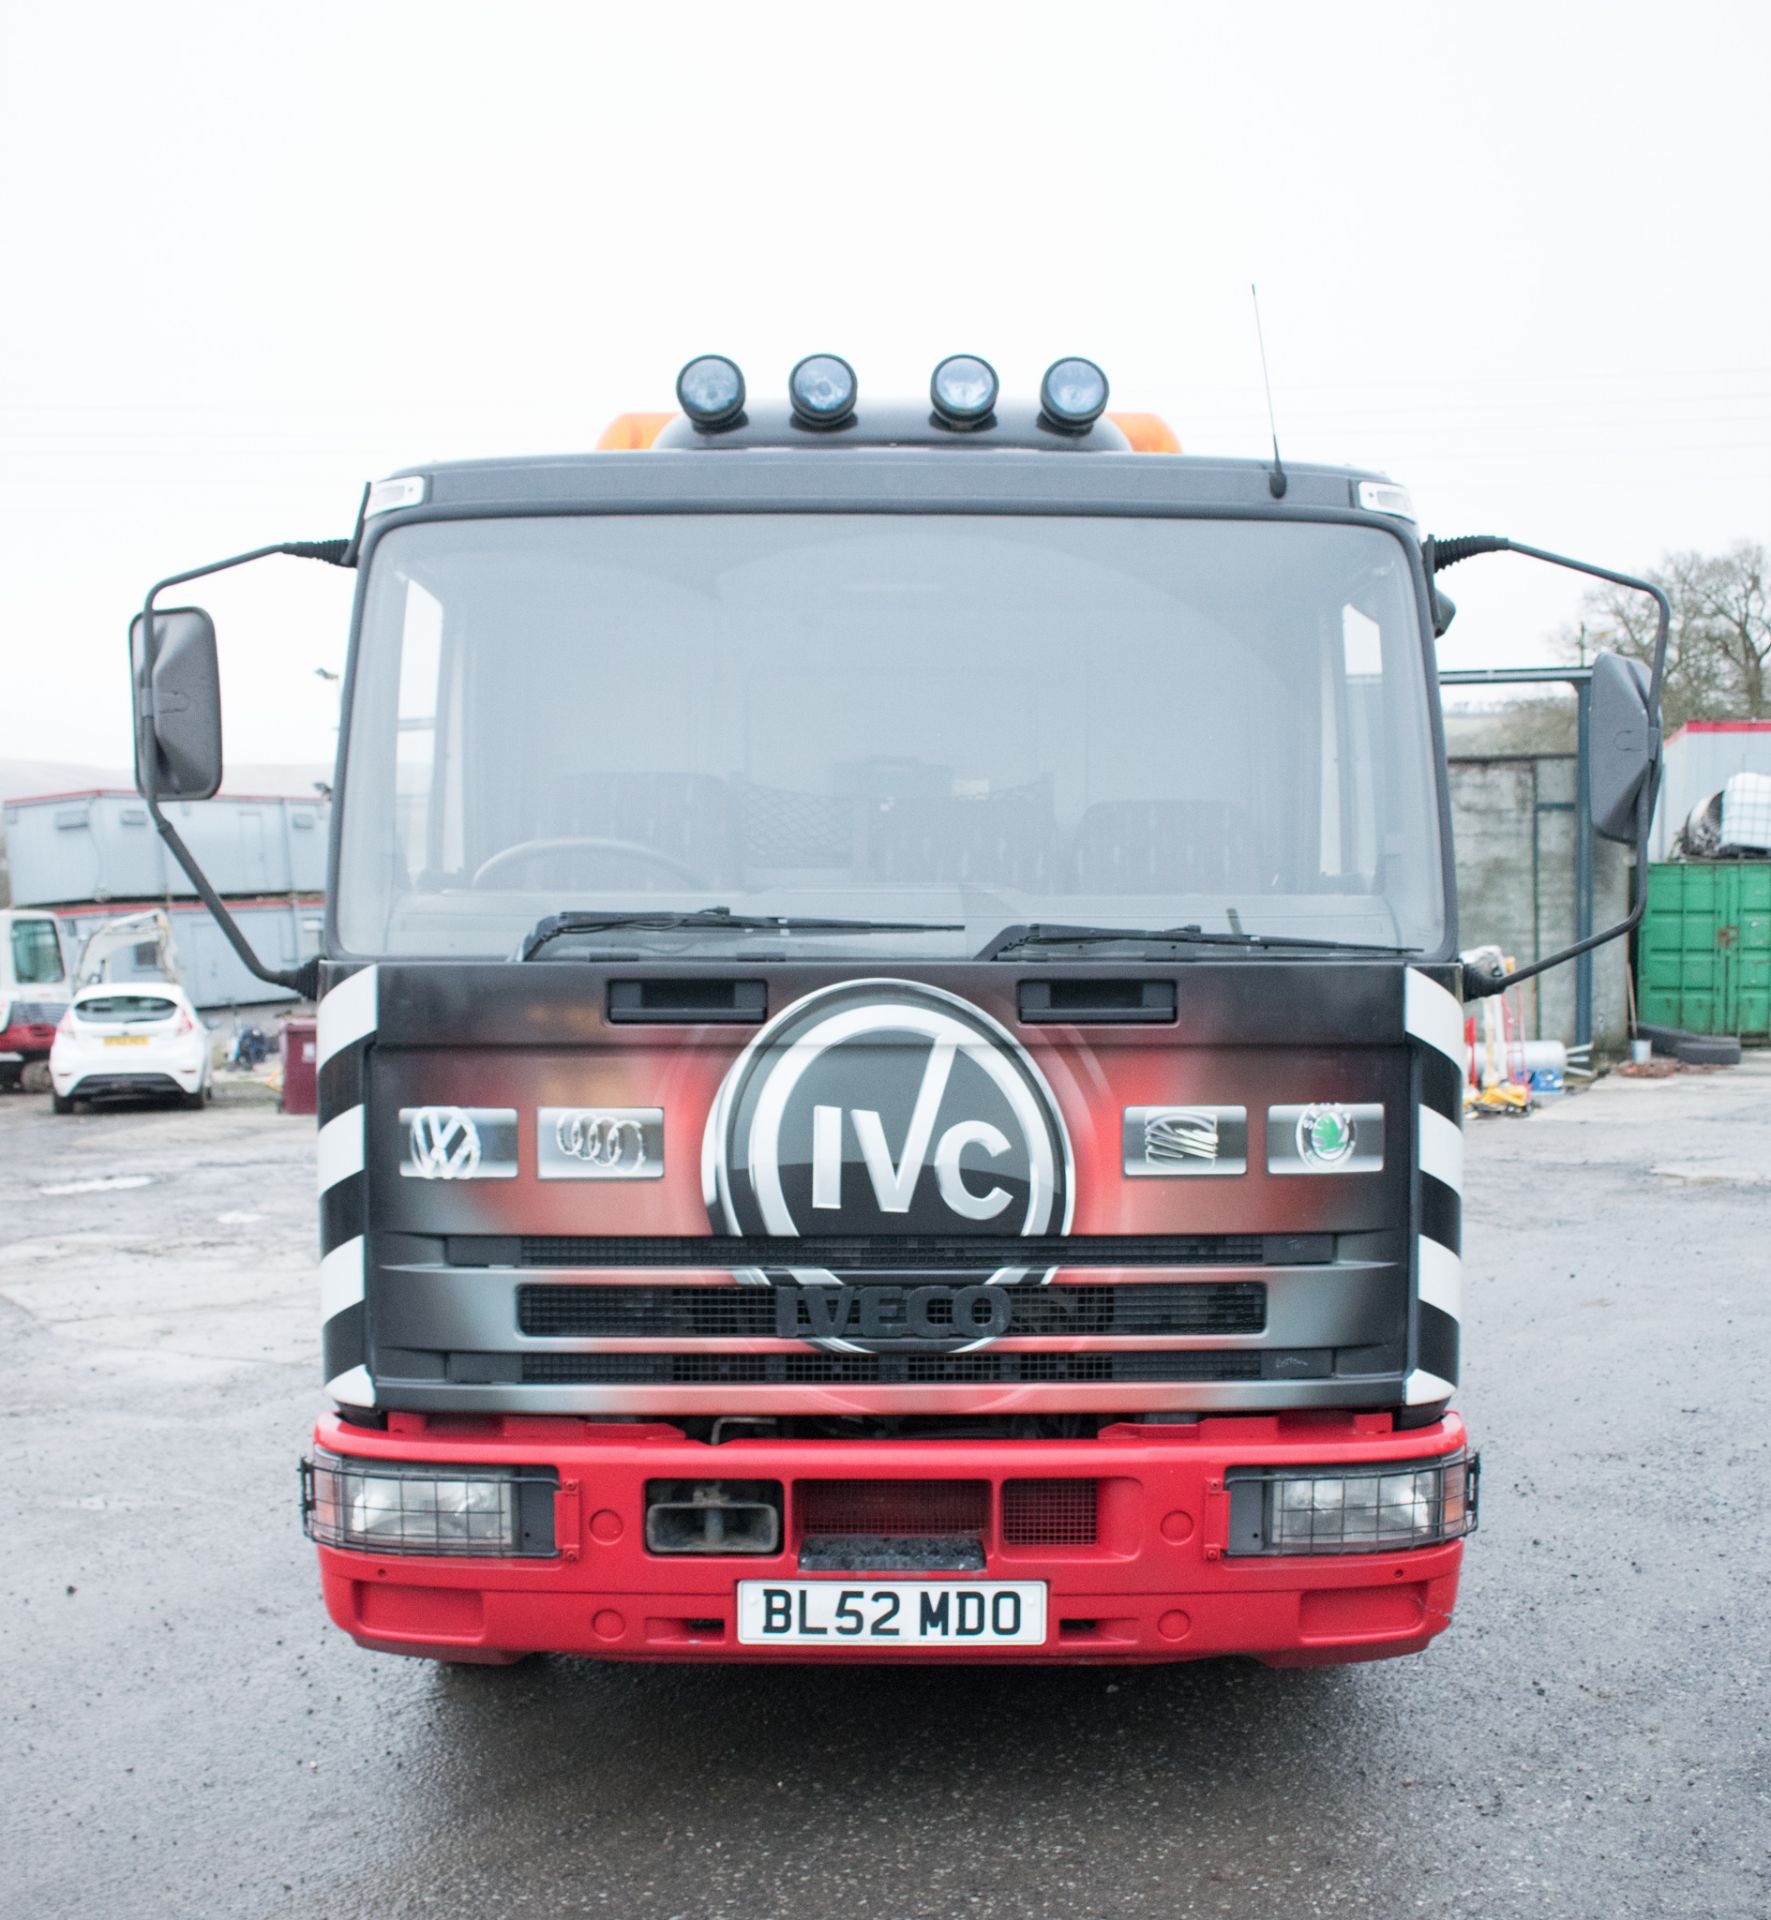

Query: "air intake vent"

xmin=799 ymin=1480 xmax=989 ymax=1537
xmin=1002 ymin=1479 xmax=1099 ymax=1546
xmin=1018 ymin=978 xmax=1176 ymax=1024
xmin=607 ymin=978 xmax=767 ymax=1023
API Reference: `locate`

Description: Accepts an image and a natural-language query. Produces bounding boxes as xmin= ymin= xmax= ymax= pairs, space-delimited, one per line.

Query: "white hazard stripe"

xmin=1417 ymin=1105 xmax=1464 ymax=1194
xmin=325 ymin=1364 xmax=375 ymax=1406
xmin=320 ymin=1234 xmax=366 ymax=1322
xmin=317 ymin=965 xmax=379 ymax=1070
xmin=1417 ymin=1234 xmax=1463 ymax=1321
xmin=316 ymin=1107 xmax=364 ymax=1194
xmin=1404 ymin=1367 xmax=1455 ymax=1406
xmin=1404 ymin=968 xmax=1464 ymax=1069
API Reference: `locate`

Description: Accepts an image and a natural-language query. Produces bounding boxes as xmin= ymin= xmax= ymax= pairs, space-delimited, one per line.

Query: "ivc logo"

xmin=702 ymin=981 xmax=1073 ymax=1352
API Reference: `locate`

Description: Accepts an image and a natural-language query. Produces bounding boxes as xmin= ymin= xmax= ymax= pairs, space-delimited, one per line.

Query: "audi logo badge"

xmin=702 ymin=979 xmax=1073 ymax=1353
xmin=397 ymin=1106 xmax=519 ymax=1181
xmin=537 ymin=1108 xmax=664 ymax=1181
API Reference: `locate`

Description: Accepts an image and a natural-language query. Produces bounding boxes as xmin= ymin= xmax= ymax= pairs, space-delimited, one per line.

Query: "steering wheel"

xmin=470 ymin=837 xmax=712 ymax=890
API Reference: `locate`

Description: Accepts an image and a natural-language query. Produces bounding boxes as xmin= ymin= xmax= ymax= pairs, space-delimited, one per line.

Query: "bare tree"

xmin=1559 ymin=542 xmax=1770 ymax=729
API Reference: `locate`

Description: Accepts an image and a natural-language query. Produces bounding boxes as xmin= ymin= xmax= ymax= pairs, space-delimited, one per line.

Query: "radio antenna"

xmin=1250 ymin=282 xmax=1287 ymax=498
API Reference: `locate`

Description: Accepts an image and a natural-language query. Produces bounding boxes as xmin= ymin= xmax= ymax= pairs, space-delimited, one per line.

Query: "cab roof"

xmin=375 ymin=429 xmax=1409 ymax=529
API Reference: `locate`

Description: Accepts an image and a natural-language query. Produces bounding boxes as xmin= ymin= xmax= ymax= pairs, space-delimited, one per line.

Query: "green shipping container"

xmin=1638 ymin=862 xmax=1771 ymax=1038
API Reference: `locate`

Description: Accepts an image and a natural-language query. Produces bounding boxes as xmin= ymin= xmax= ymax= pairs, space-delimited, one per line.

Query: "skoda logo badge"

xmin=703 ymin=980 xmax=1073 ymax=1352
xmin=1296 ymin=1103 xmax=1357 ymax=1168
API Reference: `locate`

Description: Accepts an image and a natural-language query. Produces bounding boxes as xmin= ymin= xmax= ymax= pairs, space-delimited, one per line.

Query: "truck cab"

xmin=0 ymin=909 xmax=70 ymax=1089
xmin=128 ymin=353 xmax=1664 ymax=1666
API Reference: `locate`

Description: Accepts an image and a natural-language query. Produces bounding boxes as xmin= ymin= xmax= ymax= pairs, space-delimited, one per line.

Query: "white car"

xmin=49 ymin=984 xmax=213 ymax=1113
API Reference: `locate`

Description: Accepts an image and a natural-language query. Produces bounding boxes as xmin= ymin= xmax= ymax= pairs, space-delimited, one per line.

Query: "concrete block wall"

xmin=1448 ymin=754 xmax=1631 ymax=1052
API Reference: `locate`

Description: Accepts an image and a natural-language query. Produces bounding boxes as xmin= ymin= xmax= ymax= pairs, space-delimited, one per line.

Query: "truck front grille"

xmin=519 ymin=1350 xmax=1269 ymax=1386
xmin=515 ymin=1232 xmax=1267 ymax=1269
xmin=516 ymin=1280 xmax=1266 ymax=1340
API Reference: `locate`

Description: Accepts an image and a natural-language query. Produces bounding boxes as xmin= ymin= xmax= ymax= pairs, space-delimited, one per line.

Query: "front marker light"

xmin=1226 ymin=1452 xmax=1477 ymax=1556
xmin=1356 ymin=478 xmax=1416 ymax=520
xmin=302 ymin=1449 xmax=558 ymax=1557
xmin=364 ymin=474 xmax=427 ymax=517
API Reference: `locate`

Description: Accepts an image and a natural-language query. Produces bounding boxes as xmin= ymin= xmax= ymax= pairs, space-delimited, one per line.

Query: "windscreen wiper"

xmin=979 ymin=921 xmax=1415 ymax=962
xmin=522 ymin=907 xmax=963 ymax=961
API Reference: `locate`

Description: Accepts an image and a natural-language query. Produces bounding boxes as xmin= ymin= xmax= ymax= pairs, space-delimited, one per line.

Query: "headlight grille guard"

xmin=300 ymin=1450 xmax=560 ymax=1558
xmin=1224 ymin=1450 xmax=1479 ymax=1557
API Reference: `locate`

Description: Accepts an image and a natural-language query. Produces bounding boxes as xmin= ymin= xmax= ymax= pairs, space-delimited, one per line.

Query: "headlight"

xmin=930 ymin=353 xmax=999 ymax=427
xmin=1226 ymin=1452 xmax=1477 ymax=1556
xmin=788 ymin=353 xmax=858 ymax=428
xmin=1039 ymin=355 xmax=1109 ymax=430
xmin=676 ymin=353 xmax=746 ymax=428
xmin=302 ymin=1449 xmax=557 ymax=1557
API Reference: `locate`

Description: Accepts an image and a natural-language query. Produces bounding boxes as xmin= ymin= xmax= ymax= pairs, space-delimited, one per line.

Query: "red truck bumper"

xmin=308 ymin=1409 xmax=1471 ymax=1667
xmin=0 ymin=1020 xmax=57 ymax=1071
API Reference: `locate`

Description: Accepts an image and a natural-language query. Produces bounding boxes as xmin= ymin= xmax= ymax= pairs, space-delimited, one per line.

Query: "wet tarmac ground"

xmin=2 ymin=1063 xmax=1768 ymax=1919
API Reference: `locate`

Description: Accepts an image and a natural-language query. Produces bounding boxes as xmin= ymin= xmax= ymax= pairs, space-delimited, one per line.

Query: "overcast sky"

xmin=2 ymin=0 xmax=1766 ymax=778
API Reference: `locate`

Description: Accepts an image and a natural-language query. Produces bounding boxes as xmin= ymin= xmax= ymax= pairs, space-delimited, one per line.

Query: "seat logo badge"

xmin=407 ymin=1106 xmax=482 ymax=1180
xmin=1147 ymin=1109 xmax=1220 ymax=1164
xmin=538 ymin=1108 xmax=664 ymax=1181
xmin=1122 ymin=1105 xmax=1248 ymax=1177
xmin=704 ymin=979 xmax=1073 ymax=1353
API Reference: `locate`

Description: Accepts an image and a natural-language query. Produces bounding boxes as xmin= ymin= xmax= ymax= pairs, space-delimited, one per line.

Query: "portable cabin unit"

xmin=2 ymin=790 xmax=329 ymax=906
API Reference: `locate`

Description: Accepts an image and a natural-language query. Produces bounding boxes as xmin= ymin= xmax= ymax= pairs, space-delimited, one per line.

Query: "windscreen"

xmin=76 ymin=995 xmax=177 ymax=1022
xmin=10 ymin=916 xmax=65 ymax=985
xmin=337 ymin=514 xmax=1446 ymax=958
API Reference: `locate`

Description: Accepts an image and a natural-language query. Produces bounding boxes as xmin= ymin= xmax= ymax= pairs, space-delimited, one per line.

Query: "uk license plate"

xmin=103 ymin=1035 xmax=150 ymax=1047
xmin=735 ymin=1580 xmax=1046 ymax=1647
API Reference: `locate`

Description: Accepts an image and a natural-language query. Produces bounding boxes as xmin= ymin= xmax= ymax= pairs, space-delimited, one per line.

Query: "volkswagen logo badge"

xmin=406 ymin=1106 xmax=484 ymax=1180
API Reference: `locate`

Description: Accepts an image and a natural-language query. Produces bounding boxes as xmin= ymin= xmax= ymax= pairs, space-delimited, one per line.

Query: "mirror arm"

xmin=1434 ymin=535 xmax=1672 ymax=1002
xmin=1426 ymin=535 xmax=1671 ymax=710
xmin=141 ymin=799 xmax=320 ymax=999
xmin=136 ymin=539 xmax=353 ymax=999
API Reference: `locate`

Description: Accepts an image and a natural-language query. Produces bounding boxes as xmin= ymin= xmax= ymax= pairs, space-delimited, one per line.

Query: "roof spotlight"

xmin=676 ymin=354 xmax=746 ymax=428
xmin=788 ymin=353 xmax=858 ymax=428
xmin=930 ymin=354 xmax=999 ymax=428
xmin=1040 ymin=356 xmax=1110 ymax=432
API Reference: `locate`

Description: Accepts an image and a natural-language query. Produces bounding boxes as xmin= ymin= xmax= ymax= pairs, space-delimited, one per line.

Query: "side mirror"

xmin=1588 ymin=649 xmax=1658 ymax=842
xmin=130 ymin=606 xmax=223 ymax=801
